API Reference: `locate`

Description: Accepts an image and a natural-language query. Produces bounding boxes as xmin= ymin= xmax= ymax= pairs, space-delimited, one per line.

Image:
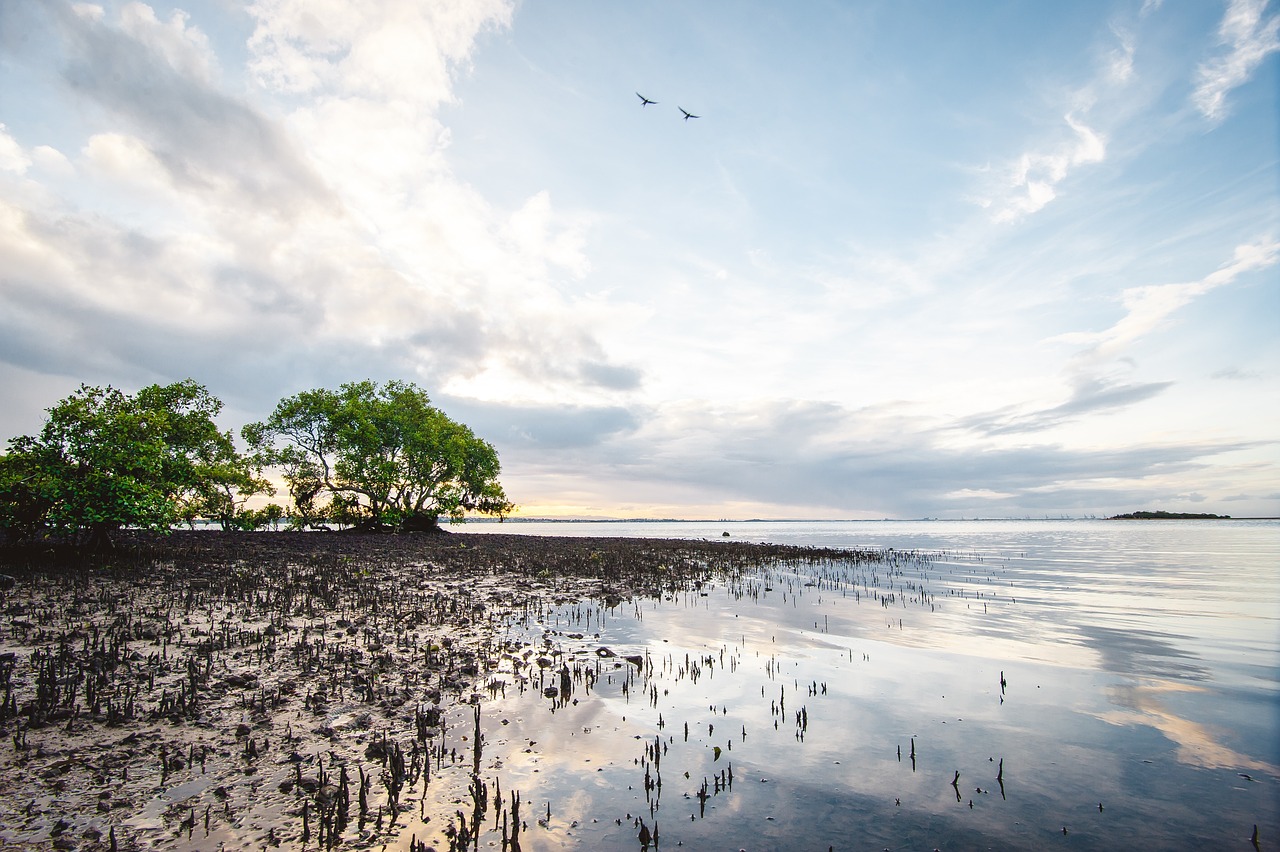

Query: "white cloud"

xmin=47 ymin=2 xmax=332 ymax=217
xmin=0 ymin=0 xmax=637 ymax=419
xmin=117 ymin=2 xmax=218 ymax=83
xmin=943 ymin=488 xmax=1017 ymax=501
xmin=247 ymin=0 xmax=512 ymax=107
xmin=991 ymin=114 xmax=1107 ymax=223
xmin=82 ymin=131 xmax=167 ymax=183
xmin=0 ymin=124 xmax=31 ymax=173
xmin=1192 ymin=0 xmax=1280 ymax=123
xmin=974 ymin=12 xmax=1174 ymax=226
xmin=1055 ymin=238 xmax=1280 ymax=362
xmin=31 ymin=145 xmax=74 ymax=176
xmin=507 ymin=191 xmax=591 ymax=279
xmin=240 ymin=0 xmax=630 ymax=403
xmin=70 ymin=3 xmax=104 ymax=23
xmin=1107 ymin=27 xmax=1137 ymax=83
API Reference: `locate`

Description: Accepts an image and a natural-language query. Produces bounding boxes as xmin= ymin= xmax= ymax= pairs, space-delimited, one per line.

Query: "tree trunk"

xmin=397 ymin=514 xmax=445 ymax=534
xmin=83 ymin=522 xmax=118 ymax=552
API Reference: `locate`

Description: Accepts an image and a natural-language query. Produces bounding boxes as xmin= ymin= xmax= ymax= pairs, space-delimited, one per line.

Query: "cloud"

xmin=51 ymin=2 xmax=333 ymax=215
xmin=1211 ymin=367 xmax=1263 ymax=380
xmin=968 ymin=15 xmax=1126 ymax=226
xmin=957 ymin=376 xmax=1174 ymax=437
xmin=440 ymin=397 xmax=640 ymax=452
xmin=82 ymin=131 xmax=169 ymax=187
xmin=508 ymin=191 xmax=592 ymax=279
xmin=494 ymin=396 xmax=1257 ymax=518
xmin=0 ymin=0 xmax=641 ymax=424
xmin=1054 ymin=238 xmax=1280 ymax=364
xmin=0 ymin=124 xmax=31 ymax=173
xmin=955 ymin=238 xmax=1280 ymax=449
xmin=241 ymin=0 xmax=632 ymax=402
xmin=1192 ymin=0 xmax=1280 ymax=124
xmin=942 ymin=488 xmax=1017 ymax=501
xmin=246 ymin=0 xmax=513 ymax=108
xmin=579 ymin=360 xmax=643 ymax=391
xmin=1106 ymin=26 xmax=1137 ymax=84
xmin=989 ymin=115 xmax=1107 ymax=223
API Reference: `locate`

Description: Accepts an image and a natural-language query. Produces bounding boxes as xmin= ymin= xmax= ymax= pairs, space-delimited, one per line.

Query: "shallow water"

xmin=414 ymin=519 xmax=1280 ymax=849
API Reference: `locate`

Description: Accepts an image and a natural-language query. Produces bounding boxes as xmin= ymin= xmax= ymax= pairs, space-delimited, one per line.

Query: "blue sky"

xmin=1 ymin=0 xmax=1277 ymax=519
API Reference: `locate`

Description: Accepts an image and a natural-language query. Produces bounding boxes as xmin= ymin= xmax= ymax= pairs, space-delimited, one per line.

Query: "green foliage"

xmin=0 ymin=378 xmax=506 ymax=542
xmin=247 ymin=380 xmax=513 ymax=531
xmin=0 ymin=381 xmax=272 ymax=544
xmin=177 ymin=445 xmax=275 ymax=531
xmin=250 ymin=502 xmax=286 ymax=531
xmin=0 ymin=450 xmax=54 ymax=542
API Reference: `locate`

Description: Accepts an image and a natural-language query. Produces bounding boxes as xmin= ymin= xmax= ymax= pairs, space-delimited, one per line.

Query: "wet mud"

xmin=0 ymin=531 xmax=892 ymax=851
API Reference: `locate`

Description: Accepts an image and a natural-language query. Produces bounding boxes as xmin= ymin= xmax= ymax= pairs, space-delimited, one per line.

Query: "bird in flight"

xmin=679 ymin=107 xmax=700 ymax=121
xmin=636 ymin=92 xmax=657 ymax=106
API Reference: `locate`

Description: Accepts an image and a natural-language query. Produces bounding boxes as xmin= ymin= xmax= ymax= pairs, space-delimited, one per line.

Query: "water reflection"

xmin=1100 ymin=681 xmax=1276 ymax=774
xmin=392 ymin=548 xmax=1278 ymax=850
xmin=1082 ymin=624 xmax=1211 ymax=681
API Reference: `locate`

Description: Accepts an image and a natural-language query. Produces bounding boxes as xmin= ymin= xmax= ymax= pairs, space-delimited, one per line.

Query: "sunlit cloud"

xmin=82 ymin=132 xmax=167 ymax=184
xmin=0 ymin=0 xmax=639 ymax=417
xmin=247 ymin=0 xmax=512 ymax=107
xmin=0 ymin=124 xmax=31 ymax=173
xmin=1192 ymin=0 xmax=1280 ymax=124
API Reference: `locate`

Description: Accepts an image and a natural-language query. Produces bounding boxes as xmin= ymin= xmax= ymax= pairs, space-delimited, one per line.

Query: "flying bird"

xmin=636 ymin=92 xmax=657 ymax=106
xmin=679 ymin=107 xmax=700 ymax=121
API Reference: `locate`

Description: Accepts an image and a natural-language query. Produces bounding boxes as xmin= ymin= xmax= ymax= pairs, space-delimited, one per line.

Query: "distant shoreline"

xmin=1106 ymin=511 xmax=1232 ymax=520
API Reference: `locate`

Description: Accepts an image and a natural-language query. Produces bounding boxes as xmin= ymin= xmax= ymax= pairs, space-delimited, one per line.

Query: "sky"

xmin=0 ymin=0 xmax=1277 ymax=520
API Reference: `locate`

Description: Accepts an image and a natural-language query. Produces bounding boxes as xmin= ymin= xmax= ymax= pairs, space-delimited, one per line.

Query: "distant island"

xmin=1108 ymin=510 xmax=1230 ymax=520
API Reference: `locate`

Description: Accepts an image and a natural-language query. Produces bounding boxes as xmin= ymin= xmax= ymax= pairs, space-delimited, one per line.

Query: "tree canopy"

xmin=0 ymin=379 xmax=511 ymax=543
xmin=244 ymin=380 xmax=513 ymax=532
xmin=0 ymin=380 xmax=272 ymax=546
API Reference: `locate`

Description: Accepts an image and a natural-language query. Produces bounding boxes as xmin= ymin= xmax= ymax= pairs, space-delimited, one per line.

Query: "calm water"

xmin=420 ymin=519 xmax=1279 ymax=850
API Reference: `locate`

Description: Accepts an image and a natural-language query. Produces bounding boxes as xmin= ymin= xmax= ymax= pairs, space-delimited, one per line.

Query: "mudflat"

xmin=0 ymin=530 xmax=873 ymax=851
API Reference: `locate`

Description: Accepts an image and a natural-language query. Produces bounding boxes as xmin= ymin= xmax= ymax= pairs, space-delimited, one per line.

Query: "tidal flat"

xmin=0 ymin=527 xmax=1275 ymax=851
